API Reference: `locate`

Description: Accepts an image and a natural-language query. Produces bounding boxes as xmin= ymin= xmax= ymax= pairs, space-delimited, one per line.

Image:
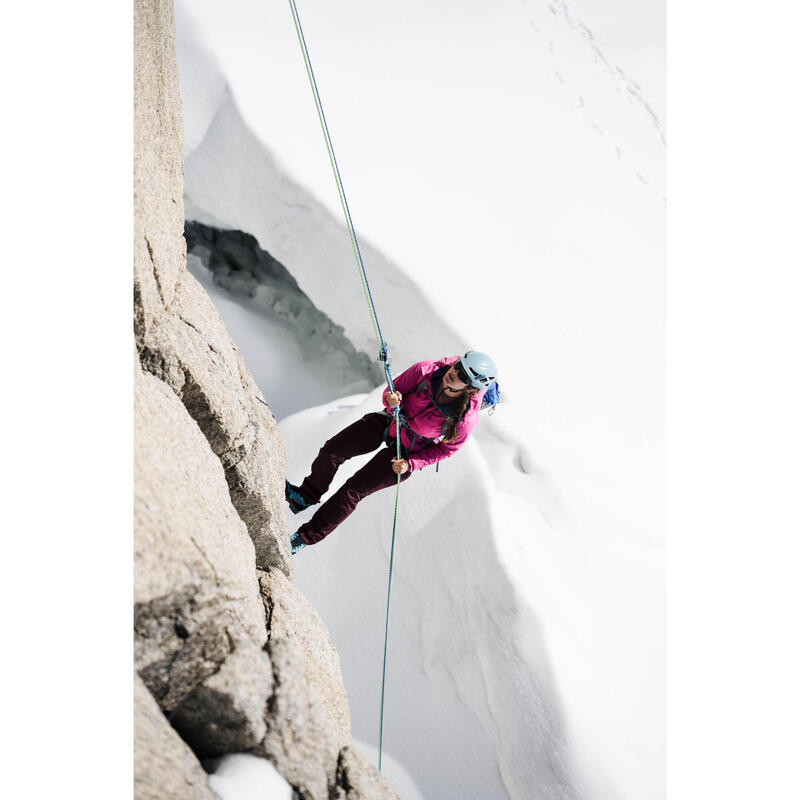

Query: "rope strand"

xmin=288 ymin=0 xmax=390 ymax=371
xmin=288 ymin=0 xmax=402 ymax=772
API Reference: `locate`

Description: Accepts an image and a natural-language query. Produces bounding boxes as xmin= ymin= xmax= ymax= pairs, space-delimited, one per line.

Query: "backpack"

xmin=480 ymin=380 xmax=501 ymax=415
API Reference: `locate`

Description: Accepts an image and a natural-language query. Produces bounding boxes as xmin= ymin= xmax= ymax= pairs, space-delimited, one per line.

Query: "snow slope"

xmin=175 ymin=2 xmax=665 ymax=798
xmin=282 ymin=392 xmax=582 ymax=799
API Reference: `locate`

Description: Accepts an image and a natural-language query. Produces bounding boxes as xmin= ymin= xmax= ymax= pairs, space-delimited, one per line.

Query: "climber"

xmin=285 ymin=351 xmax=497 ymax=554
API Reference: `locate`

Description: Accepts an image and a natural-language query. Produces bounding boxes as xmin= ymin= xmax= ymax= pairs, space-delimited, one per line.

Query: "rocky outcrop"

xmin=134 ymin=364 xmax=268 ymax=711
xmin=170 ymin=643 xmax=274 ymax=756
xmin=254 ymin=569 xmax=355 ymax=798
xmin=135 ymin=0 xmax=287 ymax=574
xmin=134 ymin=674 xmax=218 ymax=800
xmin=134 ymin=0 xmax=185 ymax=313
xmin=334 ymin=747 xmax=401 ymax=800
xmin=133 ymin=1 xmax=398 ymax=798
xmin=135 ymin=252 xmax=288 ymax=571
xmin=258 ymin=568 xmax=351 ymax=750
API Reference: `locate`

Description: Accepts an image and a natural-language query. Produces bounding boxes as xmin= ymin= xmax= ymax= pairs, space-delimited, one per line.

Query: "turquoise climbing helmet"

xmin=458 ymin=351 xmax=497 ymax=389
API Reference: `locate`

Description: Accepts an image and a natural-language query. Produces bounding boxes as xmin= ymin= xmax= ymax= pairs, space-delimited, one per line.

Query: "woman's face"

xmin=444 ymin=363 xmax=470 ymax=391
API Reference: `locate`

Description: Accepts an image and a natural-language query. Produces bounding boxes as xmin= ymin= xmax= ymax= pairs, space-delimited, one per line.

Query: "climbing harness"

xmin=288 ymin=0 xmax=402 ymax=773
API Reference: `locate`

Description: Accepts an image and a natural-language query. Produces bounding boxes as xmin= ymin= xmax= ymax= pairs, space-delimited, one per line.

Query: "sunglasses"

xmin=453 ymin=361 xmax=471 ymax=386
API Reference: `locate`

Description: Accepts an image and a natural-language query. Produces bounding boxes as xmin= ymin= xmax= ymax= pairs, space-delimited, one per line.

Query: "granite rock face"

xmin=134 ymin=363 xmax=268 ymax=710
xmin=135 ymin=262 xmax=288 ymax=572
xmin=134 ymin=0 xmax=185 ymax=312
xmin=334 ymin=747 xmax=400 ymax=800
xmin=170 ymin=643 xmax=274 ymax=757
xmin=249 ymin=569 xmax=356 ymax=799
xmin=133 ymin=1 xmax=399 ymax=798
xmin=134 ymin=0 xmax=287 ymax=574
xmin=258 ymin=637 xmax=340 ymax=799
xmin=134 ymin=674 xmax=218 ymax=800
xmin=259 ymin=568 xmax=352 ymax=751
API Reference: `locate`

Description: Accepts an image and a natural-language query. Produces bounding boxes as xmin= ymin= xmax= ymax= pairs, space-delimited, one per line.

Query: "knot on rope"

xmin=378 ymin=343 xmax=398 ymax=402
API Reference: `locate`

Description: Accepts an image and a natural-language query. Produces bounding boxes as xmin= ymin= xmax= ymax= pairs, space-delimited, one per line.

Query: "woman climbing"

xmin=285 ymin=351 xmax=497 ymax=554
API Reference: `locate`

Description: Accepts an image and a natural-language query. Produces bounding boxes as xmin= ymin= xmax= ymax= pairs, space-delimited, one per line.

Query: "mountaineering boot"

xmin=285 ymin=480 xmax=311 ymax=514
xmin=290 ymin=530 xmax=307 ymax=555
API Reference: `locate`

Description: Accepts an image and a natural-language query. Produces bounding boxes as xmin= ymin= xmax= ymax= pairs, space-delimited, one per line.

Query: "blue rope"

xmin=288 ymin=0 xmax=402 ymax=773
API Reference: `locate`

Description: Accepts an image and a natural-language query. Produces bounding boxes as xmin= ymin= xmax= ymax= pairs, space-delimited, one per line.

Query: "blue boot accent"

xmin=290 ymin=530 xmax=307 ymax=555
xmin=285 ymin=481 xmax=311 ymax=514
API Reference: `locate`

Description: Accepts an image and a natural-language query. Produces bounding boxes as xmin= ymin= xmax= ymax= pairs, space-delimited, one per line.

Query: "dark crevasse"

xmin=184 ymin=220 xmax=384 ymax=419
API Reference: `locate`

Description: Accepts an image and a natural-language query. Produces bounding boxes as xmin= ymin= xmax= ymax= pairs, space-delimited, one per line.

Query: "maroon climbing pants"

xmin=295 ymin=412 xmax=411 ymax=545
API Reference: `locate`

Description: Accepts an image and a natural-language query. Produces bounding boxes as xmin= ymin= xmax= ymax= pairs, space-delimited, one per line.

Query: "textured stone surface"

xmin=256 ymin=637 xmax=340 ymax=800
xmin=259 ymin=568 xmax=352 ymax=752
xmin=134 ymin=0 xmax=288 ymax=574
xmin=170 ymin=644 xmax=273 ymax=758
xmin=333 ymin=746 xmax=400 ymax=800
xmin=136 ymin=269 xmax=289 ymax=573
xmin=134 ymin=674 xmax=218 ymax=800
xmin=134 ymin=0 xmax=185 ymax=311
xmin=134 ymin=363 xmax=267 ymax=710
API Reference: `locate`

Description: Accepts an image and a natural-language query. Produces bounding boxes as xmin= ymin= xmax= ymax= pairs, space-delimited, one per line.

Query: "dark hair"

xmin=441 ymin=387 xmax=479 ymax=443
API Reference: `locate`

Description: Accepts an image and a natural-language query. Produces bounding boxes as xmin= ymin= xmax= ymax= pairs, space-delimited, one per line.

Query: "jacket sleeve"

xmin=381 ymin=362 xmax=427 ymax=413
xmin=406 ymin=415 xmax=477 ymax=472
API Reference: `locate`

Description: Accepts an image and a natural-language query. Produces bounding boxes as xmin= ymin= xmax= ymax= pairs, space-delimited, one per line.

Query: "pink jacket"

xmin=381 ymin=355 xmax=485 ymax=472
